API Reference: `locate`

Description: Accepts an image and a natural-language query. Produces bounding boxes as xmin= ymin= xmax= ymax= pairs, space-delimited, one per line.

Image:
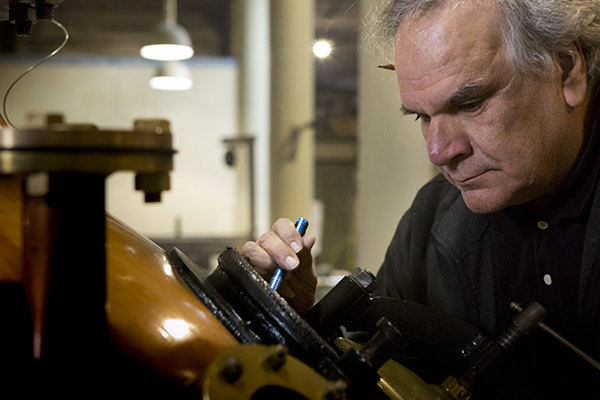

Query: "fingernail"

xmin=290 ymin=241 xmax=302 ymax=253
xmin=285 ymin=256 xmax=299 ymax=270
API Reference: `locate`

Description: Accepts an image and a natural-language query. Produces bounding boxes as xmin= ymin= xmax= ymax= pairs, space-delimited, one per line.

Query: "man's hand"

xmin=241 ymin=218 xmax=317 ymax=315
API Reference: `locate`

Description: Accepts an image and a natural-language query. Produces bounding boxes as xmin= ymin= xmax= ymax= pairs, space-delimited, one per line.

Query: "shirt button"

xmin=544 ymin=274 xmax=552 ymax=285
xmin=537 ymin=220 xmax=549 ymax=230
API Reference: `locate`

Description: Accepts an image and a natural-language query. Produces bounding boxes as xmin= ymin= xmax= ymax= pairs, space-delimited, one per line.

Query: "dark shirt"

xmin=489 ymin=118 xmax=600 ymax=399
xmin=493 ymin=116 xmax=600 ymax=341
xmin=374 ymin=111 xmax=600 ymax=398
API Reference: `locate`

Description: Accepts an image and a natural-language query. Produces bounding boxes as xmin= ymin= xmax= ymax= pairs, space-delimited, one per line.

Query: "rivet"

xmin=325 ymin=380 xmax=348 ymax=400
xmin=264 ymin=344 xmax=288 ymax=371
xmin=220 ymin=356 xmax=242 ymax=383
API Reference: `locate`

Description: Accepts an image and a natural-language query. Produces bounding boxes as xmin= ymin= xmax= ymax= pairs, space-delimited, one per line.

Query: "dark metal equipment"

xmin=1 ymin=2 xmax=596 ymax=390
xmin=1 ymin=115 xmax=596 ymax=398
xmin=169 ymin=246 xmax=562 ymax=399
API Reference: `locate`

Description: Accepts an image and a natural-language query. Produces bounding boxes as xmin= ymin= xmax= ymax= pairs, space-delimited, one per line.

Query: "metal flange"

xmin=0 ymin=118 xmax=175 ymax=201
xmin=0 ymin=120 xmax=174 ymax=174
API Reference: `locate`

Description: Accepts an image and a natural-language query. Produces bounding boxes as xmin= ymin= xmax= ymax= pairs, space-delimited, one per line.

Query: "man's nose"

xmin=425 ymin=117 xmax=471 ymax=166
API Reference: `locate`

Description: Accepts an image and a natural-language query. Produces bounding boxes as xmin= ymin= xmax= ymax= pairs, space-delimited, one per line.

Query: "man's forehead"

xmin=395 ymin=1 xmax=503 ymax=60
xmin=395 ymin=3 xmax=504 ymax=87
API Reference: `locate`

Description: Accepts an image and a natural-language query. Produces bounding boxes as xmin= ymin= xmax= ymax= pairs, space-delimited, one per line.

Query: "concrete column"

xmin=356 ymin=0 xmax=435 ymax=272
xmin=232 ymin=0 xmax=271 ymax=238
xmin=269 ymin=0 xmax=315 ymax=222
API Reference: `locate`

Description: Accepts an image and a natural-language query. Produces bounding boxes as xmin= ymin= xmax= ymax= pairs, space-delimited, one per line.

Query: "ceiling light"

xmin=149 ymin=61 xmax=193 ymax=91
xmin=140 ymin=0 xmax=194 ymax=61
xmin=313 ymin=40 xmax=332 ymax=58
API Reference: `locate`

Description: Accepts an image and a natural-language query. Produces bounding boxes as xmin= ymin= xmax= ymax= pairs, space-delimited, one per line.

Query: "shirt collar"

xmin=542 ymin=105 xmax=600 ymax=224
xmin=500 ymin=101 xmax=600 ymax=225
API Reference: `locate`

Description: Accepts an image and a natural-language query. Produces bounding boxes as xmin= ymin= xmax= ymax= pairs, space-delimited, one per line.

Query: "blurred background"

xmin=0 ymin=0 xmax=434 ymax=290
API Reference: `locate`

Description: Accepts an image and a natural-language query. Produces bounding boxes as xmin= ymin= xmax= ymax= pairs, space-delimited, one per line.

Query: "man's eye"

xmin=415 ymin=113 xmax=431 ymax=123
xmin=460 ymin=99 xmax=485 ymax=112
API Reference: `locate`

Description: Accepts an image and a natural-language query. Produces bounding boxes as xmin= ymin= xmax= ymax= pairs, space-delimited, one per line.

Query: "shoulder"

xmin=407 ymin=175 xmax=491 ymax=265
xmin=376 ymin=174 xmax=490 ymax=298
xmin=374 ymin=174 xmax=463 ymax=296
xmin=409 ymin=173 xmax=462 ymax=222
xmin=399 ymin=173 xmax=471 ymax=242
xmin=385 ymin=173 xmax=466 ymax=246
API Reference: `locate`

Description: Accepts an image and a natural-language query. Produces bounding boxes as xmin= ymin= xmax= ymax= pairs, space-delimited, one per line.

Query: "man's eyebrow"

xmin=444 ymin=80 xmax=486 ymax=108
xmin=400 ymin=80 xmax=488 ymax=116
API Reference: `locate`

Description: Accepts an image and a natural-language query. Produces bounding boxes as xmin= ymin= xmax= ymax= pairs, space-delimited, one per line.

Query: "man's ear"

xmin=559 ymin=41 xmax=588 ymax=108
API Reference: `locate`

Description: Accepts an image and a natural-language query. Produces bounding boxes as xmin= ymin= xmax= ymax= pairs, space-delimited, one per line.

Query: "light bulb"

xmin=141 ymin=43 xmax=194 ymax=61
xmin=149 ymin=76 xmax=193 ymax=91
xmin=313 ymin=40 xmax=332 ymax=58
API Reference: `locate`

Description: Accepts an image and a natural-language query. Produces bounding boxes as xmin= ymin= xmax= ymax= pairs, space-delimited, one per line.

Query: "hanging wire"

xmin=1 ymin=19 xmax=70 ymax=131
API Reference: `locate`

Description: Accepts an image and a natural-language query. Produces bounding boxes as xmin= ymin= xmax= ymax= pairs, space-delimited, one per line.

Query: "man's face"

xmin=395 ymin=2 xmax=586 ymax=213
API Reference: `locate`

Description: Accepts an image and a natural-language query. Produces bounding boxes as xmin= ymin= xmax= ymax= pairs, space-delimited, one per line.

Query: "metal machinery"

xmin=0 ymin=116 xmax=557 ymax=395
xmin=0 ymin=116 xmax=184 ymax=396
xmin=175 ymin=247 xmax=559 ymax=400
xmin=0 ymin=116 xmax=554 ymax=399
xmin=0 ymin=1 xmax=584 ymax=398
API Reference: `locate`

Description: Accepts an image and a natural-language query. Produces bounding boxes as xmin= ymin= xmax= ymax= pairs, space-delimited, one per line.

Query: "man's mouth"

xmin=451 ymin=170 xmax=490 ymax=186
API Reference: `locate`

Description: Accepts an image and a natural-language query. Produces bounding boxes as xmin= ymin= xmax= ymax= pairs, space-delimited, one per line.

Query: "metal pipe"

xmin=511 ymin=302 xmax=600 ymax=371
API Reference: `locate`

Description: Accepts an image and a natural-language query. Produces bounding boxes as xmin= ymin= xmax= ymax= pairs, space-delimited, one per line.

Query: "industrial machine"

xmin=0 ymin=111 xmax=558 ymax=398
xmin=1 ymin=2 xmax=597 ymax=399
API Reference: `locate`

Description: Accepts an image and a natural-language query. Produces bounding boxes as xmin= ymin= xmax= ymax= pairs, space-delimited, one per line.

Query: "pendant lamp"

xmin=141 ymin=0 xmax=194 ymax=61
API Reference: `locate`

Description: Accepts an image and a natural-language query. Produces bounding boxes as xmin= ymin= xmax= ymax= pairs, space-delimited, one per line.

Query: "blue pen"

xmin=269 ymin=218 xmax=309 ymax=292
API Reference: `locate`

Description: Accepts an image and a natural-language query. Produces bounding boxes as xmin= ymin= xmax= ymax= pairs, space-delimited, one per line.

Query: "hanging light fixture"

xmin=141 ymin=0 xmax=194 ymax=61
xmin=149 ymin=60 xmax=193 ymax=91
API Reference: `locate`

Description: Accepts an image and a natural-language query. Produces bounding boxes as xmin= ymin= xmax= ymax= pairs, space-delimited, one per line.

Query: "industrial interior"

xmin=2 ymin=0 xmax=589 ymax=398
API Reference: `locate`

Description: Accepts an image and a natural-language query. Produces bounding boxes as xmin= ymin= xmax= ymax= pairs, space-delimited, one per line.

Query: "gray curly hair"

xmin=369 ymin=0 xmax=600 ymax=86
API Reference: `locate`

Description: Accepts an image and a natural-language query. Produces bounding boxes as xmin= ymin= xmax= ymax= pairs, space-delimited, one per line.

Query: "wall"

xmin=0 ymin=56 xmax=242 ymax=238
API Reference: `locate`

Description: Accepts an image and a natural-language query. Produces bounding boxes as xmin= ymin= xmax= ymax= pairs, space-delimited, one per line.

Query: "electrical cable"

xmin=1 ymin=19 xmax=69 ymax=130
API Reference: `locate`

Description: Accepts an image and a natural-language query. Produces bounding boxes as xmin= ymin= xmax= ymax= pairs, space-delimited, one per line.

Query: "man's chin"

xmin=461 ymin=190 xmax=509 ymax=214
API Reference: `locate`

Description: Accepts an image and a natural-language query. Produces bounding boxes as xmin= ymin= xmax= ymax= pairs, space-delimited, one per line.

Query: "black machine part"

xmin=170 ymin=247 xmax=400 ymax=398
xmin=305 ymin=268 xmax=483 ymax=381
xmin=169 ymin=247 xmax=346 ymax=381
xmin=170 ymin=247 xmax=483 ymax=397
xmin=456 ymin=301 xmax=548 ymax=392
xmin=172 ymin=247 xmax=599 ymax=398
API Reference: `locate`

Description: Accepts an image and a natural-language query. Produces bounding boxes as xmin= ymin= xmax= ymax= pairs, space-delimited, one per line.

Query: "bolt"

xmin=263 ymin=344 xmax=288 ymax=371
xmin=36 ymin=2 xmax=55 ymax=21
xmin=352 ymin=268 xmax=377 ymax=293
xmin=359 ymin=317 xmax=407 ymax=370
xmin=9 ymin=5 xmax=33 ymax=36
xmin=134 ymin=119 xmax=170 ymax=134
xmin=220 ymin=356 xmax=242 ymax=383
xmin=135 ymin=172 xmax=170 ymax=203
xmin=26 ymin=172 xmax=49 ymax=197
xmin=325 ymin=380 xmax=347 ymax=400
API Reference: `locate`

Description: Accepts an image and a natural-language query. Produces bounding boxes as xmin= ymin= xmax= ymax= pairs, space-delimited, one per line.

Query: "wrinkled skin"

xmin=395 ymin=1 xmax=589 ymax=214
xmin=241 ymin=0 xmax=590 ymax=312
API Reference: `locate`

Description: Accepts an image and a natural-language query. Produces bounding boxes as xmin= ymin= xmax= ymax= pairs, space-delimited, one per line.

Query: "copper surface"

xmin=0 ymin=175 xmax=237 ymax=385
xmin=107 ymin=215 xmax=237 ymax=385
xmin=0 ymin=175 xmax=24 ymax=282
xmin=22 ymin=195 xmax=55 ymax=359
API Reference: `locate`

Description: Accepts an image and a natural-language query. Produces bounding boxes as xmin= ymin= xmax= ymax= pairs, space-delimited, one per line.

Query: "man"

xmin=241 ymin=0 xmax=600 ymax=397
